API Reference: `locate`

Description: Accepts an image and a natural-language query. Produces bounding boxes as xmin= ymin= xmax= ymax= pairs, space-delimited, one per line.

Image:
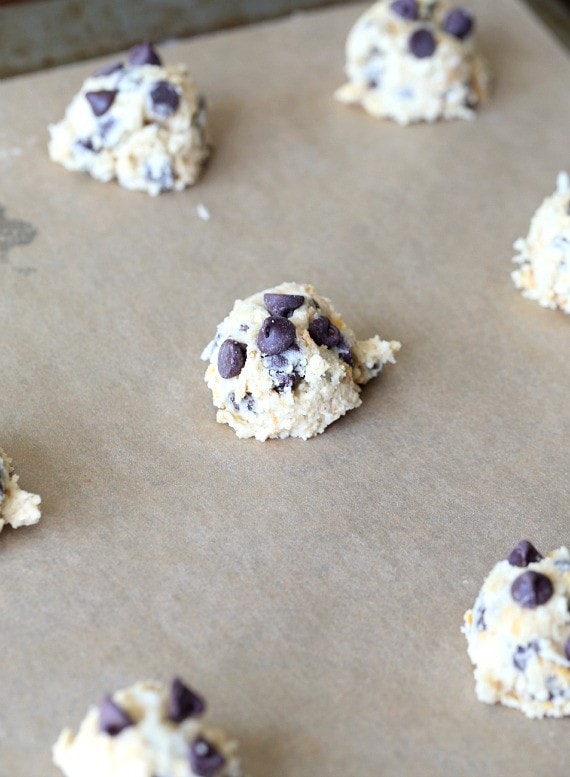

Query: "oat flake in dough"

xmin=53 ymin=678 xmax=243 ymax=777
xmin=201 ymin=282 xmax=400 ymax=441
xmin=0 ymin=447 xmax=41 ymax=534
xmin=335 ymin=0 xmax=490 ymax=124
xmin=463 ymin=542 xmax=570 ymax=718
xmin=512 ymin=172 xmax=570 ymax=314
xmin=48 ymin=42 xmax=210 ymax=195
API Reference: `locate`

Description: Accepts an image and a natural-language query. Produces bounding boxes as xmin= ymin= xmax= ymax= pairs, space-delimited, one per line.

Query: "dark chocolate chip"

xmin=475 ymin=605 xmax=486 ymax=631
xmin=336 ymin=336 xmax=354 ymax=366
xmin=264 ymin=346 xmax=303 ymax=392
xmin=238 ymin=323 xmax=249 ymax=332
xmin=256 ymin=316 xmax=296 ymax=356
xmin=144 ymin=160 xmax=174 ymax=191
xmin=85 ymin=90 xmax=117 ymax=117
xmin=76 ymin=138 xmax=97 ymax=152
xmin=511 ymin=571 xmax=553 ymax=609
xmin=513 ymin=641 xmax=539 ymax=671
xmin=128 ymin=41 xmax=162 ymax=66
xmin=94 ymin=61 xmax=124 ymax=77
xmin=443 ymin=8 xmax=474 ymax=39
xmin=507 ymin=540 xmax=543 ymax=568
xmin=390 ymin=0 xmax=418 ymax=20
xmin=409 ymin=28 xmax=437 ymax=58
xmin=99 ymin=696 xmax=135 ymax=736
xmin=263 ymin=293 xmax=305 ymax=318
xmin=309 ymin=316 xmax=341 ymax=348
xmin=218 ymin=340 xmax=247 ymax=379
xmin=565 ymin=638 xmax=570 ymax=661
xmin=149 ymin=80 xmax=180 ymax=118
xmin=168 ymin=677 xmax=205 ymax=723
xmin=189 ymin=737 xmax=225 ymax=777
xmin=98 ymin=117 xmax=116 ymax=142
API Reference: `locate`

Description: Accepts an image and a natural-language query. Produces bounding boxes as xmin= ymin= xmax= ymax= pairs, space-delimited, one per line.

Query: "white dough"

xmin=48 ymin=45 xmax=210 ymax=195
xmin=201 ymin=282 xmax=400 ymax=441
xmin=335 ymin=0 xmax=490 ymax=124
xmin=512 ymin=172 xmax=570 ymax=314
xmin=53 ymin=679 xmax=243 ymax=777
xmin=0 ymin=447 xmax=41 ymax=534
xmin=463 ymin=543 xmax=570 ymax=718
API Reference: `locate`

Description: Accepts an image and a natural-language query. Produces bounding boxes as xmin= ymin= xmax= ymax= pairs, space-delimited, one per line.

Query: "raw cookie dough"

xmin=512 ymin=172 xmax=570 ymax=314
xmin=0 ymin=447 xmax=41 ymax=534
xmin=48 ymin=42 xmax=210 ymax=195
xmin=335 ymin=0 xmax=490 ymax=124
xmin=201 ymin=282 xmax=400 ymax=441
xmin=463 ymin=541 xmax=570 ymax=718
xmin=53 ymin=678 xmax=243 ymax=777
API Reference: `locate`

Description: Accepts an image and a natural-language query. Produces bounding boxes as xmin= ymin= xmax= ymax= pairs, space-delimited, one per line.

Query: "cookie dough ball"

xmin=53 ymin=678 xmax=243 ymax=777
xmin=48 ymin=42 xmax=210 ymax=195
xmin=335 ymin=0 xmax=490 ymax=124
xmin=463 ymin=541 xmax=570 ymax=718
xmin=0 ymin=447 xmax=41 ymax=534
xmin=201 ymin=282 xmax=400 ymax=441
xmin=512 ymin=172 xmax=570 ymax=314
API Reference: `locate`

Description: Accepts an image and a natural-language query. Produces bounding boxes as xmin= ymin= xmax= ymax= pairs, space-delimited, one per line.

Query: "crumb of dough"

xmin=201 ymin=281 xmax=400 ymax=441
xmin=512 ymin=172 xmax=570 ymax=314
xmin=53 ymin=678 xmax=243 ymax=777
xmin=0 ymin=447 xmax=41 ymax=534
xmin=335 ymin=0 xmax=490 ymax=124
xmin=463 ymin=541 xmax=570 ymax=718
xmin=48 ymin=42 xmax=211 ymax=195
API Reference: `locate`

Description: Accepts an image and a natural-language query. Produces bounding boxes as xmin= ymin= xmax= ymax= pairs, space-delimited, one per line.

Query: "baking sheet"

xmin=0 ymin=1 xmax=569 ymax=774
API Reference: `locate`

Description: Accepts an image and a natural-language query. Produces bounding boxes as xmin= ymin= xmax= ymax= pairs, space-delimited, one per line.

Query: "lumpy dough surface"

xmin=512 ymin=172 xmax=570 ymax=314
xmin=0 ymin=447 xmax=41 ymax=534
xmin=463 ymin=542 xmax=570 ymax=719
xmin=53 ymin=678 xmax=243 ymax=777
xmin=335 ymin=0 xmax=490 ymax=124
xmin=48 ymin=43 xmax=210 ymax=195
xmin=201 ymin=282 xmax=400 ymax=441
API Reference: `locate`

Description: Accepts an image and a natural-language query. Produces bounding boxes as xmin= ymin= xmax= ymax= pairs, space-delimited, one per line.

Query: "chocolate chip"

xmin=336 ymin=336 xmax=354 ymax=366
xmin=443 ymin=8 xmax=474 ymax=39
xmin=144 ymin=160 xmax=174 ymax=191
xmin=390 ymin=0 xmax=418 ymax=20
xmin=475 ymin=605 xmax=486 ymax=631
xmin=128 ymin=41 xmax=162 ymax=66
xmin=309 ymin=316 xmax=341 ymax=348
xmin=263 ymin=293 xmax=305 ymax=318
xmin=264 ymin=345 xmax=303 ymax=392
xmin=409 ymin=28 xmax=437 ymax=58
xmin=85 ymin=90 xmax=117 ymax=116
xmin=257 ymin=316 xmax=296 ymax=356
xmin=99 ymin=696 xmax=135 ymax=736
xmin=168 ymin=677 xmax=205 ymax=723
xmin=565 ymin=638 xmax=570 ymax=661
xmin=94 ymin=61 xmax=124 ymax=77
xmin=189 ymin=737 xmax=225 ymax=777
xmin=511 ymin=571 xmax=553 ymax=608
xmin=507 ymin=540 xmax=543 ymax=568
xmin=513 ymin=641 xmax=539 ymax=671
xmin=149 ymin=81 xmax=180 ymax=119
xmin=218 ymin=340 xmax=247 ymax=379
xmin=76 ymin=138 xmax=97 ymax=152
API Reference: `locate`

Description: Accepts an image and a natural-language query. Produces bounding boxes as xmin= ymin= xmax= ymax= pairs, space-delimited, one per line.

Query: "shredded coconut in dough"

xmin=512 ymin=172 xmax=570 ymax=314
xmin=201 ymin=282 xmax=400 ymax=441
xmin=335 ymin=0 xmax=490 ymax=124
xmin=463 ymin=542 xmax=570 ymax=719
xmin=0 ymin=447 xmax=41 ymax=534
xmin=53 ymin=678 xmax=243 ymax=777
xmin=48 ymin=43 xmax=210 ymax=195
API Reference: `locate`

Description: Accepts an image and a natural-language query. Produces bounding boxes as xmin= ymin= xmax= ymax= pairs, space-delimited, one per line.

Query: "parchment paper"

xmin=0 ymin=2 xmax=569 ymax=775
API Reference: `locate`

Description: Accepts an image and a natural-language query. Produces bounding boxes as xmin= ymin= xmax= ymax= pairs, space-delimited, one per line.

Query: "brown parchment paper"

xmin=0 ymin=1 xmax=569 ymax=775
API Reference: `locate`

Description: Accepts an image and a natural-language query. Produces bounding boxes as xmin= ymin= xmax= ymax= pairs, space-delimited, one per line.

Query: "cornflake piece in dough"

xmin=201 ymin=282 xmax=400 ymax=441
xmin=463 ymin=541 xmax=570 ymax=719
xmin=512 ymin=172 xmax=570 ymax=314
xmin=48 ymin=42 xmax=211 ymax=195
xmin=0 ymin=447 xmax=41 ymax=534
xmin=335 ymin=0 xmax=490 ymax=124
xmin=53 ymin=678 xmax=243 ymax=777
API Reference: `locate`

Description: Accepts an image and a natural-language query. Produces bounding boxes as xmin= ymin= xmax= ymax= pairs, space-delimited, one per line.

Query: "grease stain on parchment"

xmin=0 ymin=204 xmax=37 ymax=272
